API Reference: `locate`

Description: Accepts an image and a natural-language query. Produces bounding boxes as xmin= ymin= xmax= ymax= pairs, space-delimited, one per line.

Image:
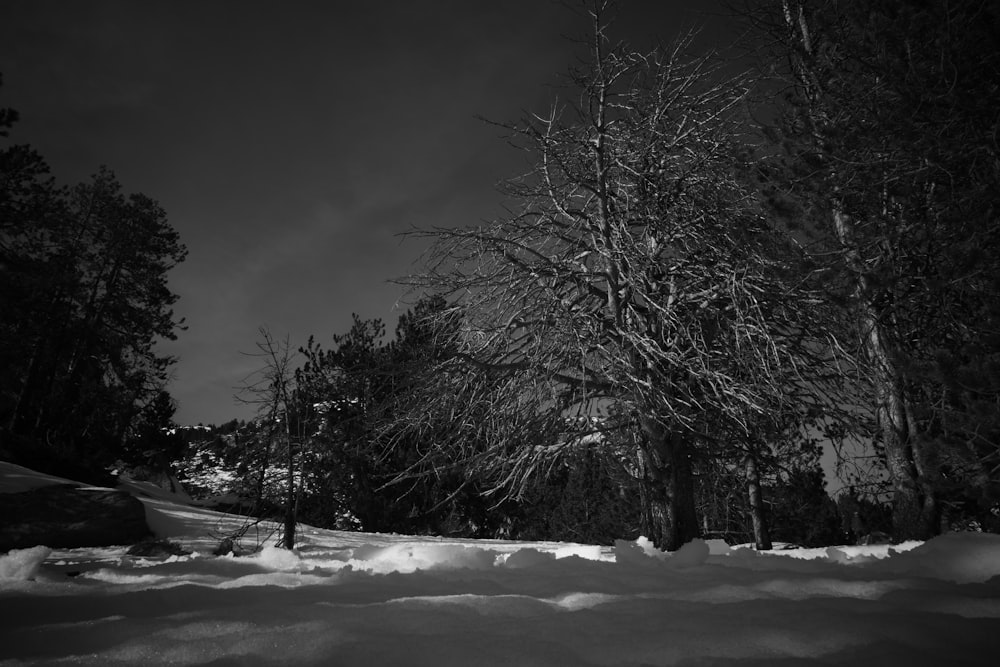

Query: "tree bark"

xmin=640 ymin=415 xmax=701 ymax=551
xmin=745 ymin=452 xmax=772 ymax=550
xmin=282 ymin=406 xmax=296 ymax=550
xmin=832 ymin=210 xmax=938 ymax=541
xmin=779 ymin=1 xmax=940 ymax=543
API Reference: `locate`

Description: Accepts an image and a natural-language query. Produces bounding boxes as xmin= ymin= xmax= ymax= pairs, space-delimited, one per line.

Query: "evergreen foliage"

xmin=768 ymin=469 xmax=842 ymax=547
xmin=292 ymin=298 xmax=521 ymax=536
xmin=0 ymin=77 xmax=187 ymax=482
xmin=746 ymin=0 xmax=1000 ymax=540
xmin=516 ymin=446 xmax=643 ymax=545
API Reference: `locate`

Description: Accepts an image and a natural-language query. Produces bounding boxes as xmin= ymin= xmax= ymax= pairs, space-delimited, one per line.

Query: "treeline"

xmin=171 ymin=301 xmax=864 ymax=548
xmin=0 ymin=74 xmax=187 ymax=482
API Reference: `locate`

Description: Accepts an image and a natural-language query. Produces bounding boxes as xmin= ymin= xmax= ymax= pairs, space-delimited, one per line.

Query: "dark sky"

xmin=1 ymin=1 xmax=735 ymax=426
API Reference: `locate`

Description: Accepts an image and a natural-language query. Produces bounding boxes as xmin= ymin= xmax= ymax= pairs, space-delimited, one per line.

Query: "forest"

xmin=2 ymin=0 xmax=998 ymax=551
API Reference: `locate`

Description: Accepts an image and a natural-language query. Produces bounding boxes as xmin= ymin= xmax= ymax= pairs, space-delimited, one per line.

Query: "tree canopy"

xmin=1 ymin=78 xmax=187 ymax=481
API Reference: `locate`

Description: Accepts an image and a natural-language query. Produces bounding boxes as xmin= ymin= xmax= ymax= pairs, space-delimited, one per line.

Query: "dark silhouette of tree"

xmin=768 ymin=468 xmax=841 ymax=547
xmin=745 ymin=0 xmax=1000 ymax=539
xmin=0 ymin=74 xmax=17 ymax=136
xmin=291 ymin=297 xmax=513 ymax=536
xmin=120 ymin=389 xmax=186 ymax=490
xmin=516 ymin=444 xmax=643 ymax=545
xmin=1 ymin=79 xmax=187 ymax=480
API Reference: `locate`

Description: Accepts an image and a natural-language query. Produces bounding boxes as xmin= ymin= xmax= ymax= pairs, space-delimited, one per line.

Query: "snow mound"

xmin=503 ymin=548 xmax=556 ymax=568
xmin=673 ymin=537 xmax=710 ymax=566
xmin=252 ymin=545 xmax=303 ymax=571
xmin=0 ymin=461 xmax=79 ymax=493
xmin=614 ymin=536 xmax=709 ymax=567
xmin=552 ymin=543 xmax=605 ymax=560
xmin=117 ymin=474 xmax=193 ymax=504
xmin=349 ymin=542 xmax=500 ymax=573
xmin=614 ymin=536 xmax=661 ymax=565
xmin=705 ymin=538 xmax=732 ymax=556
xmin=0 ymin=546 xmax=51 ymax=580
xmin=884 ymin=531 xmax=1000 ymax=583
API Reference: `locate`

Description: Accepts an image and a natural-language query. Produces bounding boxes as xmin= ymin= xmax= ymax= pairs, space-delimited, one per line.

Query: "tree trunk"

xmin=745 ymin=453 xmax=772 ymax=550
xmin=833 ymin=210 xmax=938 ymax=541
xmin=781 ymin=2 xmax=939 ymax=544
xmin=7 ymin=336 xmax=42 ymax=436
xmin=282 ymin=431 xmax=296 ymax=550
xmin=639 ymin=471 xmax=670 ymax=548
xmin=639 ymin=415 xmax=701 ymax=551
xmin=665 ymin=440 xmax=700 ymax=551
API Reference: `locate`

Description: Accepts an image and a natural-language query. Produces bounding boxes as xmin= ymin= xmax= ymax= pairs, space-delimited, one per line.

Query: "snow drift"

xmin=2 ymin=460 xmax=999 ymax=666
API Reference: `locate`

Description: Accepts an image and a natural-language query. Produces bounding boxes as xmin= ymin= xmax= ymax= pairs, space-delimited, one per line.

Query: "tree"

xmin=0 ymin=74 xmax=17 ymax=137
xmin=293 ymin=298 xmax=515 ymax=536
xmin=400 ymin=3 xmax=828 ymax=550
xmin=768 ymin=467 xmax=842 ymax=546
xmin=375 ymin=297 xmax=506 ymax=535
xmin=516 ymin=444 xmax=643 ymax=544
xmin=746 ymin=0 xmax=1000 ymax=539
xmin=696 ymin=412 xmax=837 ymax=547
xmin=295 ymin=315 xmax=395 ymax=531
xmin=119 ymin=389 xmax=186 ymax=490
xmin=1 ymin=81 xmax=187 ymax=478
xmin=238 ymin=328 xmax=301 ymax=549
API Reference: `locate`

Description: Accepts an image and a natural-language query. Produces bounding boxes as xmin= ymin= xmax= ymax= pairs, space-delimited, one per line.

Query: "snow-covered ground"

xmin=1 ymin=462 xmax=999 ymax=666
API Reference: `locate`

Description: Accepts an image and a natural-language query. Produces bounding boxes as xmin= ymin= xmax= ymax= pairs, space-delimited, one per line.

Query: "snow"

xmin=0 ymin=546 xmax=50 ymax=581
xmin=2 ymin=461 xmax=1000 ymax=665
xmin=614 ymin=535 xmax=710 ymax=567
xmin=117 ymin=473 xmax=193 ymax=504
xmin=0 ymin=462 xmax=79 ymax=493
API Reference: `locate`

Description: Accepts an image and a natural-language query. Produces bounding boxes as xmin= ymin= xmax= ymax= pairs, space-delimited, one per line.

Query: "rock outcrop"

xmin=0 ymin=483 xmax=151 ymax=552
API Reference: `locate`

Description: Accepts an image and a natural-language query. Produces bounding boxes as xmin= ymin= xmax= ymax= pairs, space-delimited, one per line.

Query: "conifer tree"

xmin=746 ymin=0 xmax=1000 ymax=539
xmin=1 ymin=78 xmax=187 ymax=477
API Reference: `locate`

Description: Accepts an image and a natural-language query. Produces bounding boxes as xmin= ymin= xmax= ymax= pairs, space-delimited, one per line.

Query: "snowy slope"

xmin=1 ymin=461 xmax=999 ymax=666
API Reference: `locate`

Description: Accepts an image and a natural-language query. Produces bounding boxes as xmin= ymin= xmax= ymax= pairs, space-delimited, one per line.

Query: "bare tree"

xmin=400 ymin=2 xmax=829 ymax=550
xmin=237 ymin=327 xmax=300 ymax=549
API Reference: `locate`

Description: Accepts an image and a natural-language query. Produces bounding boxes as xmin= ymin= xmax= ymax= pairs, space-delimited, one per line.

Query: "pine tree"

xmin=1 ymin=79 xmax=187 ymax=478
xmin=747 ymin=0 xmax=1000 ymax=539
